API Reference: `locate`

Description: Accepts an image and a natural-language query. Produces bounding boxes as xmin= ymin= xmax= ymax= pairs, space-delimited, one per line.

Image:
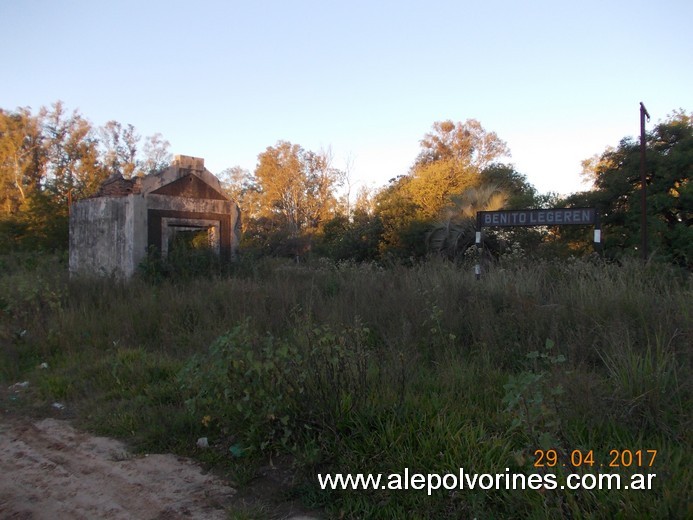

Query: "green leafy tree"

xmin=573 ymin=110 xmax=692 ymax=266
xmin=480 ymin=164 xmax=538 ymax=209
xmin=316 ymin=211 xmax=384 ymax=262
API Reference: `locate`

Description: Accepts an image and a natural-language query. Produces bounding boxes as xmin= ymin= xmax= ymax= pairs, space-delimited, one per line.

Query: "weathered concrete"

xmin=69 ymin=195 xmax=146 ymax=278
xmin=69 ymin=155 xmax=241 ymax=278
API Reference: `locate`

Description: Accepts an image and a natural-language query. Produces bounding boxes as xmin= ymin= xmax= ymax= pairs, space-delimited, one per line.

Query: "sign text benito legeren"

xmin=477 ymin=208 xmax=597 ymax=228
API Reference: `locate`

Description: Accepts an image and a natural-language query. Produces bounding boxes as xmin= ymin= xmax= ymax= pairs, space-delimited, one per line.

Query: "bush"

xmin=178 ymin=317 xmax=374 ymax=455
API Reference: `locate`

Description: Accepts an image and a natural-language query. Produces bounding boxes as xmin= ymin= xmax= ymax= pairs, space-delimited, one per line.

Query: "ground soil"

xmin=0 ymin=412 xmax=321 ymax=520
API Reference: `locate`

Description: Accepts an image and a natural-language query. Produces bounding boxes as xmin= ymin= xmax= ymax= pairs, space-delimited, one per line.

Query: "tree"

xmin=255 ymin=141 xmax=307 ymax=236
xmin=218 ymin=165 xmax=261 ymax=234
xmin=479 ymin=164 xmax=538 ymax=209
xmin=406 ymin=119 xmax=511 ymax=220
xmin=314 ymin=183 xmax=384 ymax=263
xmin=406 ymin=159 xmax=476 ymax=219
xmin=99 ymin=121 xmax=140 ymax=178
xmin=141 ymin=133 xmax=172 ymax=175
xmin=316 ymin=211 xmax=383 ymax=262
xmin=0 ymin=101 xmax=175 ymax=251
xmin=353 ymin=185 xmax=376 ymax=216
xmin=363 ymin=120 xmax=522 ymax=260
xmin=302 ymin=147 xmax=344 ymax=228
xmin=373 ymin=175 xmax=426 ymax=259
xmin=219 ymin=166 xmax=255 ymax=203
xmin=574 ymin=110 xmax=692 ymax=266
xmin=371 ymin=119 xmax=517 ymax=259
xmin=254 ymin=141 xmax=342 ymax=237
xmin=0 ymin=104 xmax=85 ymax=250
xmin=415 ymin=119 xmax=510 ymax=170
xmin=0 ymin=107 xmax=44 ymax=214
xmin=42 ymin=102 xmax=104 ymax=203
xmin=99 ymin=122 xmax=172 ymax=179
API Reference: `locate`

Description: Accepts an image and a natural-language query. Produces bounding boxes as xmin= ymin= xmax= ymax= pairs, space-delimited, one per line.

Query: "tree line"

xmin=1 ymin=102 xmax=690 ymax=267
xmin=0 ymin=102 xmax=171 ymax=250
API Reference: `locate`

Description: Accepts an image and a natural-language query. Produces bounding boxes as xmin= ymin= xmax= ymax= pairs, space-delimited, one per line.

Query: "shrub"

xmin=178 ymin=317 xmax=374 ymax=455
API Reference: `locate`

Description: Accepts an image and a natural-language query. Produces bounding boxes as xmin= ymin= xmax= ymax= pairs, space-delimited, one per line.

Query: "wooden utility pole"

xmin=639 ymin=102 xmax=650 ymax=262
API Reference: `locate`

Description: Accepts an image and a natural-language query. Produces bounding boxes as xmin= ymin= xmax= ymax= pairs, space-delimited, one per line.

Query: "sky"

xmin=1 ymin=0 xmax=691 ymax=197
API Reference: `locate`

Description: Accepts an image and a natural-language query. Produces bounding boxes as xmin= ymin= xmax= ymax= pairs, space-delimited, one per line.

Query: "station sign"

xmin=477 ymin=208 xmax=597 ymax=228
xmin=473 ymin=207 xmax=600 ymax=279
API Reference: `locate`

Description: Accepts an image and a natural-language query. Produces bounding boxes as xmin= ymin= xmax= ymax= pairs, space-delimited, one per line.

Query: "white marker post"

xmin=475 ymin=230 xmax=482 ymax=280
xmin=594 ymin=213 xmax=602 ymax=256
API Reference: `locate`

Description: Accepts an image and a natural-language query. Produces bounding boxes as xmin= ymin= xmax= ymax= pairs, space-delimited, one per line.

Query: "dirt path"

xmin=0 ymin=416 xmax=236 ymax=519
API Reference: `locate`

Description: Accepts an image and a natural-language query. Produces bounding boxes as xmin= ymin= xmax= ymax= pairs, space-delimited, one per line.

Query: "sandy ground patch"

xmin=0 ymin=417 xmax=235 ymax=519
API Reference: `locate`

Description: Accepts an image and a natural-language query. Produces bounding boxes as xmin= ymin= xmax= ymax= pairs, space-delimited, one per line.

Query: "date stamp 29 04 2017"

xmin=533 ymin=449 xmax=657 ymax=469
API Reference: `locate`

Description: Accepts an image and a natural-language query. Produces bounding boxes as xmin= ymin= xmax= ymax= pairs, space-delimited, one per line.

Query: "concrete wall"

xmin=69 ymin=195 xmax=146 ymax=278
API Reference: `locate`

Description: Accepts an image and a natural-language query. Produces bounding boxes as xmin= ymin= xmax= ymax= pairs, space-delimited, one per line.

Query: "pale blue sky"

xmin=1 ymin=0 xmax=691 ymax=196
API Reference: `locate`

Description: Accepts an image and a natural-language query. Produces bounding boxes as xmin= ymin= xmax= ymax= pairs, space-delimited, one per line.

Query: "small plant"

xmin=425 ymin=303 xmax=457 ymax=352
xmin=502 ymin=339 xmax=566 ymax=450
xmin=179 ymin=320 xmax=306 ymax=454
xmin=299 ymin=318 xmax=373 ymax=426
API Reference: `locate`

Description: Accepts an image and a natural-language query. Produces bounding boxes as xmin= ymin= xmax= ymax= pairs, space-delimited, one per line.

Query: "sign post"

xmin=475 ymin=208 xmax=601 ymax=278
xmin=639 ymin=102 xmax=650 ymax=262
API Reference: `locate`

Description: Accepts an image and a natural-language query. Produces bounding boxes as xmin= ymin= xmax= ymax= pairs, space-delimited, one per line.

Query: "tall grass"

xmin=1 ymin=253 xmax=690 ymax=518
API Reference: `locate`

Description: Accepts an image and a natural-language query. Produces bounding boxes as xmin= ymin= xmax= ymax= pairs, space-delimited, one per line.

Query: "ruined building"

xmin=69 ymin=155 xmax=241 ymax=278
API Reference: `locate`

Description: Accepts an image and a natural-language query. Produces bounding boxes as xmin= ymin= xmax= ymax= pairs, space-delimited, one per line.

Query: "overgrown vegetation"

xmin=1 ymin=252 xmax=690 ymax=518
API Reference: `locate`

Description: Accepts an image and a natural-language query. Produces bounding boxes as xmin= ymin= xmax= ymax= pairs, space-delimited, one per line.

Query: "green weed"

xmin=503 ymin=339 xmax=567 ymax=450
